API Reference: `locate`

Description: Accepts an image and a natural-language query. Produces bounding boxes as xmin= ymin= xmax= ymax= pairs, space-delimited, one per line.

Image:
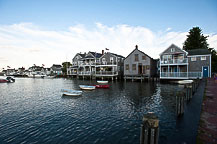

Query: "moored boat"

xmin=61 ymin=89 xmax=82 ymax=96
xmin=79 ymin=85 xmax=96 ymax=90
xmin=97 ymin=80 xmax=108 ymax=84
xmin=94 ymin=85 xmax=109 ymax=89
xmin=0 ymin=76 xmax=15 ymax=83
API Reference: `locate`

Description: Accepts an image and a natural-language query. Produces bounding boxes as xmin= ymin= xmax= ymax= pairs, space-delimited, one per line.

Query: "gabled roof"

xmin=89 ymin=52 xmax=102 ymax=58
xmin=78 ymin=53 xmax=86 ymax=58
xmin=124 ymin=46 xmax=153 ymax=60
xmin=110 ymin=53 xmax=125 ymax=58
xmin=159 ymin=44 xmax=187 ymax=56
xmin=51 ymin=64 xmax=62 ymax=68
xmin=186 ymin=49 xmax=211 ymax=56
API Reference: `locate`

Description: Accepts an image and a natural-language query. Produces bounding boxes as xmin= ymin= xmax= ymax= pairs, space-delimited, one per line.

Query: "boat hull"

xmin=94 ymin=85 xmax=109 ymax=89
xmin=97 ymin=81 xmax=108 ymax=84
xmin=62 ymin=92 xmax=82 ymax=96
xmin=79 ymin=85 xmax=96 ymax=90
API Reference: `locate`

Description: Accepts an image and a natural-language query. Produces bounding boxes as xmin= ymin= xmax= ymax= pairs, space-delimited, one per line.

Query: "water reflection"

xmin=0 ymin=78 xmax=188 ymax=144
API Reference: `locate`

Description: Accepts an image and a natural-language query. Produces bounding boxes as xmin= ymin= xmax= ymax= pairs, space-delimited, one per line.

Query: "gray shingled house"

xmin=96 ymin=51 xmax=125 ymax=79
xmin=124 ymin=45 xmax=157 ymax=80
xmin=159 ymin=44 xmax=211 ymax=79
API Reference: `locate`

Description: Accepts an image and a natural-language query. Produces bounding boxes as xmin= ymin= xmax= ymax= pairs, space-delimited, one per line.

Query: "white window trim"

xmin=201 ymin=56 xmax=206 ymax=60
xmin=191 ymin=57 xmax=196 ymax=61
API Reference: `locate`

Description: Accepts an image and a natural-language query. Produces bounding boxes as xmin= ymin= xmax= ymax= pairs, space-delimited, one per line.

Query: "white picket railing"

xmin=160 ymin=72 xmax=202 ymax=79
xmin=161 ymin=58 xmax=188 ymax=65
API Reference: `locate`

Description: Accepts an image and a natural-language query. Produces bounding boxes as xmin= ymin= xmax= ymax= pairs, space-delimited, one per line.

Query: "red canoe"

xmin=94 ymin=85 xmax=109 ymax=89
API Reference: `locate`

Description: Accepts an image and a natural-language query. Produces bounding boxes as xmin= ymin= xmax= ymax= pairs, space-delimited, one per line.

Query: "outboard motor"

xmin=6 ymin=77 xmax=15 ymax=83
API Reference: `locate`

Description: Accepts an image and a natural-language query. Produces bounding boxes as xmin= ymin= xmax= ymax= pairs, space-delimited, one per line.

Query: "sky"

xmin=0 ymin=0 xmax=217 ymax=69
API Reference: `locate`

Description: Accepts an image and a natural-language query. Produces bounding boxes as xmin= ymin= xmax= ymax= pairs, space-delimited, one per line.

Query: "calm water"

xmin=0 ymin=78 xmax=200 ymax=144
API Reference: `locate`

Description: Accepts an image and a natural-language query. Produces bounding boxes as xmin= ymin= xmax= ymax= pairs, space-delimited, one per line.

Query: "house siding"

xmin=188 ymin=55 xmax=211 ymax=72
xmin=124 ymin=48 xmax=156 ymax=77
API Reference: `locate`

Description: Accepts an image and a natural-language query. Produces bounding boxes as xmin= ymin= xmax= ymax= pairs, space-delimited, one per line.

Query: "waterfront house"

xmin=187 ymin=49 xmax=211 ymax=78
xmin=78 ymin=51 xmax=102 ymax=77
xmin=6 ymin=68 xmax=16 ymax=76
xmin=28 ymin=65 xmax=44 ymax=76
xmin=50 ymin=64 xmax=62 ymax=76
xmin=96 ymin=51 xmax=125 ymax=79
xmin=160 ymin=44 xmax=211 ymax=79
xmin=68 ymin=51 xmax=103 ymax=78
xmin=124 ymin=45 xmax=157 ymax=80
xmin=67 ymin=53 xmax=86 ymax=76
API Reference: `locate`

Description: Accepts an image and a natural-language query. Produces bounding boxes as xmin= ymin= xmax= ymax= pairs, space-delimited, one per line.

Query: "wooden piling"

xmin=140 ymin=112 xmax=159 ymax=144
xmin=184 ymin=84 xmax=190 ymax=101
xmin=176 ymin=91 xmax=185 ymax=116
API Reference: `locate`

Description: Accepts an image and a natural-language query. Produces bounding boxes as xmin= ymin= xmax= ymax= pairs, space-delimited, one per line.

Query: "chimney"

xmin=102 ymin=50 xmax=104 ymax=55
xmin=135 ymin=45 xmax=138 ymax=49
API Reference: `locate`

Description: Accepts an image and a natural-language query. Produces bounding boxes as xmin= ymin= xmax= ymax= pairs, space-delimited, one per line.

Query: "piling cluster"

xmin=140 ymin=78 xmax=201 ymax=144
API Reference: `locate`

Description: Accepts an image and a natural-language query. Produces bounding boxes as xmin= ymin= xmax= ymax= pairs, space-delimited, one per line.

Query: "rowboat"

xmin=94 ymin=85 xmax=109 ymax=89
xmin=61 ymin=89 xmax=82 ymax=96
xmin=79 ymin=85 xmax=96 ymax=90
xmin=97 ymin=80 xmax=108 ymax=84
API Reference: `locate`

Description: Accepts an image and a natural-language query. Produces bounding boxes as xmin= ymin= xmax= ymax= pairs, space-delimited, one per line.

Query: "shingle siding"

xmin=124 ymin=48 xmax=156 ymax=77
xmin=188 ymin=55 xmax=211 ymax=72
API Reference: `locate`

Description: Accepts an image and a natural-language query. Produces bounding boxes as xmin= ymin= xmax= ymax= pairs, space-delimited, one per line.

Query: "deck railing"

xmin=95 ymin=71 xmax=118 ymax=76
xmin=160 ymin=72 xmax=202 ymax=79
xmin=161 ymin=58 xmax=188 ymax=65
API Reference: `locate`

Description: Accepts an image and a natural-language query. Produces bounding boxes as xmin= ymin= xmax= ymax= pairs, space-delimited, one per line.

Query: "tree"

xmin=183 ymin=27 xmax=209 ymax=50
xmin=209 ymin=48 xmax=217 ymax=74
xmin=62 ymin=62 xmax=72 ymax=75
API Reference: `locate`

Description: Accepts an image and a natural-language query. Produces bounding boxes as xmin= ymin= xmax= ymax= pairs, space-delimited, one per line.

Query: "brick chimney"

xmin=102 ymin=50 xmax=104 ymax=55
xmin=135 ymin=45 xmax=138 ymax=49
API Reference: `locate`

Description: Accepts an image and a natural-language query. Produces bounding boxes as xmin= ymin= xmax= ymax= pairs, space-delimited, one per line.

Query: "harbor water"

xmin=0 ymin=78 xmax=203 ymax=144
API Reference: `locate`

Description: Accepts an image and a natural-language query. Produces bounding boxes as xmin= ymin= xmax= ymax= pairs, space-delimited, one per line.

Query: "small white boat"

xmin=97 ymin=80 xmax=108 ymax=84
xmin=79 ymin=85 xmax=96 ymax=90
xmin=177 ymin=80 xmax=193 ymax=84
xmin=61 ymin=89 xmax=82 ymax=96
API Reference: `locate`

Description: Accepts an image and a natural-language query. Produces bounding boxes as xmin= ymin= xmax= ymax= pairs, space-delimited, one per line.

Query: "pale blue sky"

xmin=0 ymin=0 xmax=217 ymax=32
xmin=0 ymin=0 xmax=217 ymax=69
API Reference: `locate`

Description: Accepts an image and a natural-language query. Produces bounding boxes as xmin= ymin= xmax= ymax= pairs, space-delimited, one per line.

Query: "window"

xmin=110 ymin=57 xmax=114 ymax=63
xmin=142 ymin=55 xmax=146 ymax=60
xmin=201 ymin=56 xmax=206 ymax=61
xmin=168 ymin=55 xmax=172 ymax=60
xmin=171 ymin=48 xmax=175 ymax=52
xmin=135 ymin=54 xmax=139 ymax=61
xmin=125 ymin=64 xmax=129 ymax=70
xmin=191 ymin=57 xmax=196 ymax=61
xmin=132 ymin=64 xmax=136 ymax=70
xmin=143 ymin=66 xmax=146 ymax=73
xmin=146 ymin=65 xmax=150 ymax=70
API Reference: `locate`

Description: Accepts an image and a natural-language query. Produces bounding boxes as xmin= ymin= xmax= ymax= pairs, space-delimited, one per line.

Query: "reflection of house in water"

xmin=124 ymin=45 xmax=157 ymax=81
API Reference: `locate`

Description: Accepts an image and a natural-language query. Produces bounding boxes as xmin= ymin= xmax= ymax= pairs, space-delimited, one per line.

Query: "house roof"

xmin=124 ymin=46 xmax=153 ymax=60
xmin=159 ymin=44 xmax=187 ymax=56
xmin=186 ymin=49 xmax=211 ymax=56
xmin=110 ymin=53 xmax=125 ymax=58
xmin=89 ymin=52 xmax=103 ymax=58
xmin=78 ymin=53 xmax=86 ymax=58
xmin=52 ymin=64 xmax=62 ymax=68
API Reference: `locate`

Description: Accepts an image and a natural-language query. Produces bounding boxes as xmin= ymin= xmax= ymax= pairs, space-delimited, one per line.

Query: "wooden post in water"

xmin=187 ymin=84 xmax=192 ymax=99
xmin=140 ymin=112 xmax=159 ymax=144
xmin=184 ymin=84 xmax=190 ymax=101
xmin=176 ymin=91 xmax=185 ymax=116
xmin=192 ymin=81 xmax=195 ymax=94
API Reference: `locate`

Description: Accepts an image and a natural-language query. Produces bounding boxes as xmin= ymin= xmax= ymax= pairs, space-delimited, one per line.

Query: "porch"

xmin=160 ymin=72 xmax=202 ymax=79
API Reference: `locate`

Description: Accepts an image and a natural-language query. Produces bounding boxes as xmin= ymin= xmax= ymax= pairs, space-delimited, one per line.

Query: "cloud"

xmin=0 ymin=22 xmax=217 ymax=69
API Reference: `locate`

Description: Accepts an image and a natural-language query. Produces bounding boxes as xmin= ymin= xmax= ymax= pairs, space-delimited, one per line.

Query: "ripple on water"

xmin=0 ymin=78 xmax=183 ymax=144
